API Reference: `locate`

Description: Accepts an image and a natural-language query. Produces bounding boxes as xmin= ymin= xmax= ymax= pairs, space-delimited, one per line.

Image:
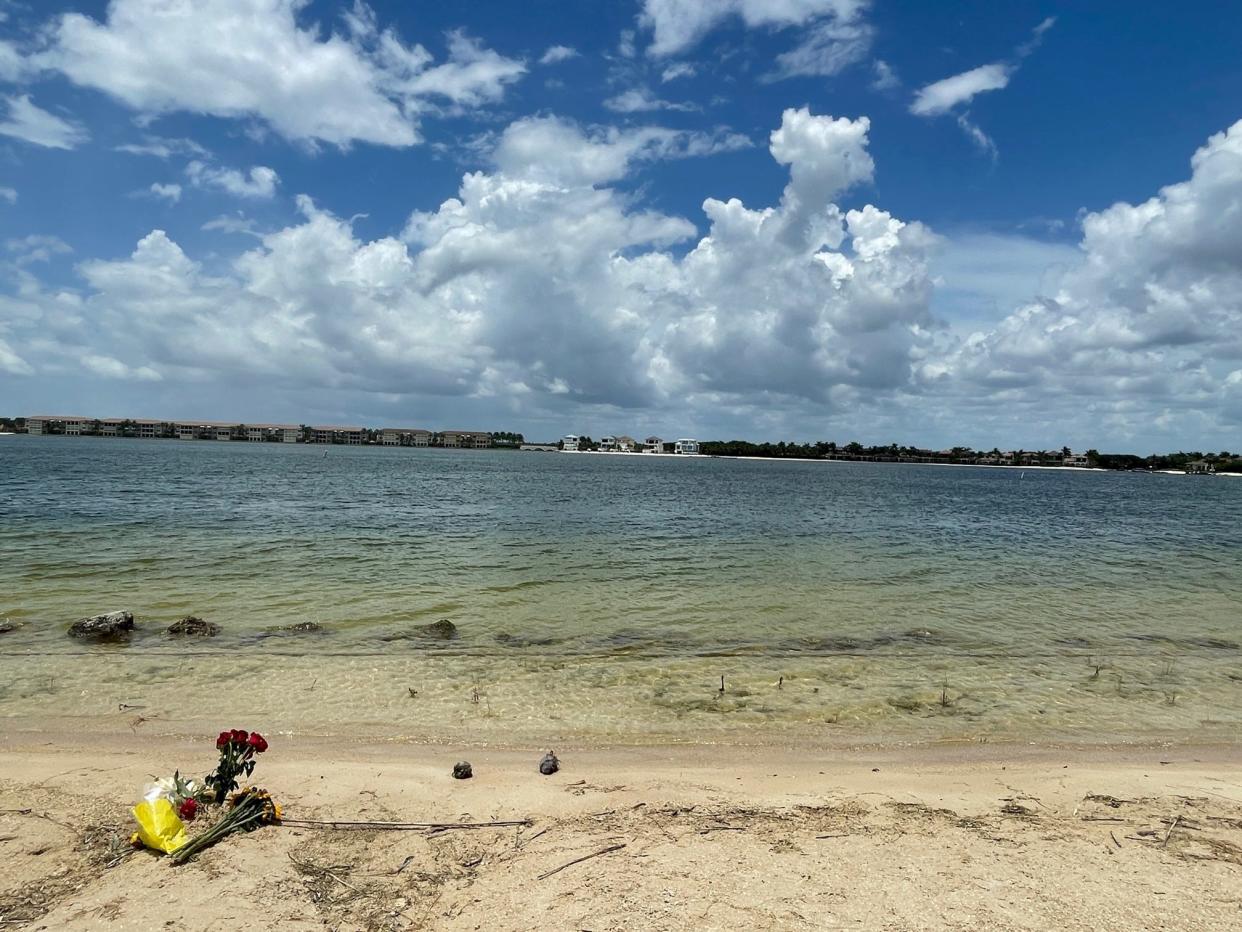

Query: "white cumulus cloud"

xmin=37 ymin=0 xmax=525 ymax=148
xmin=0 ymin=94 xmax=88 ymax=149
xmin=0 ymin=107 xmax=933 ymax=427
xmin=930 ymin=118 xmax=1242 ymax=442
xmin=539 ymin=45 xmax=578 ymax=65
xmin=910 ymin=63 xmax=1011 ymax=116
xmin=641 ymin=0 xmax=868 ymax=57
xmin=147 ymin=183 xmax=182 ymax=203
xmin=909 ymin=19 xmax=1055 ymax=157
xmin=604 ymin=87 xmax=697 ymax=113
xmin=186 ymin=162 xmax=279 ymax=199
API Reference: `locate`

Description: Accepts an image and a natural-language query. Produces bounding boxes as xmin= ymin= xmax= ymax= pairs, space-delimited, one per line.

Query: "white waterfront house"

xmin=615 ymin=435 xmax=636 ymax=452
xmin=562 ymin=435 xmax=580 ymax=452
xmin=674 ymin=438 xmax=700 ymax=455
xmin=1063 ymin=451 xmax=1090 ymax=467
xmin=598 ymin=435 xmax=618 ymax=452
xmin=643 ymin=436 xmax=663 ymax=453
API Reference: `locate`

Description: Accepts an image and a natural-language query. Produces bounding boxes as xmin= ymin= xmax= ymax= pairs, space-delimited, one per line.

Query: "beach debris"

xmin=166 ymin=616 xmax=220 ymax=637
xmin=130 ymin=798 xmax=189 ymax=855
xmin=68 ymin=610 xmax=134 ymax=639
xmin=539 ymin=751 xmax=560 ymax=775
xmin=289 ymin=852 xmax=361 ymax=893
xmin=1162 ymin=814 xmax=1182 ymax=847
xmin=452 ymin=761 xmax=473 ymax=780
xmin=538 ymin=843 xmax=626 ymax=880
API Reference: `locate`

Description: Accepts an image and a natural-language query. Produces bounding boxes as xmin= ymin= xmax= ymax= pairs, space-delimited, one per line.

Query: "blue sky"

xmin=2 ymin=0 xmax=1242 ymax=452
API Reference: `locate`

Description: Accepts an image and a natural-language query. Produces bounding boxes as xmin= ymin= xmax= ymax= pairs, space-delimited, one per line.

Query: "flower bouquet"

xmin=130 ymin=728 xmax=277 ymax=857
xmin=206 ymin=729 xmax=269 ymax=803
xmin=169 ymin=787 xmax=283 ymax=864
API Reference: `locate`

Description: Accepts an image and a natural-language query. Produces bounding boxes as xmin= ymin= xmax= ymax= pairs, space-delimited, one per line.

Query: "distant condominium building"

xmin=382 ymin=427 xmax=432 ymax=447
xmin=440 ymin=430 xmax=491 ymax=448
xmin=311 ymin=425 xmax=365 ymax=444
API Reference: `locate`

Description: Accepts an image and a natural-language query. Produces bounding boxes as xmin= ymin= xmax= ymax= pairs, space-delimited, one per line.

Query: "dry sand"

xmin=1 ymin=725 xmax=1240 ymax=931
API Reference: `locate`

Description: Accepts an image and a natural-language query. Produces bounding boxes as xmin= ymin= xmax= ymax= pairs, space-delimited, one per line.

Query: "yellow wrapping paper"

xmin=131 ymin=798 xmax=188 ymax=854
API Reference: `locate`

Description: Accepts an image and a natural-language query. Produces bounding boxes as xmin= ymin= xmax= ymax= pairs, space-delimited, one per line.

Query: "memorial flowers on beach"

xmin=131 ymin=727 xmax=281 ymax=861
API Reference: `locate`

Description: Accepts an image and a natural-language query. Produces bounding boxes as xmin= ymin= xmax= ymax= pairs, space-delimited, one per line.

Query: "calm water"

xmin=1 ymin=435 xmax=1240 ymax=744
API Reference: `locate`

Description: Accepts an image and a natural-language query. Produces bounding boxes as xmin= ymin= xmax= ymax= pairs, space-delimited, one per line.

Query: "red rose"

xmin=216 ymin=731 xmax=231 ymax=748
xmin=231 ymin=729 xmax=249 ymax=744
xmin=247 ymin=733 xmax=268 ymax=753
xmin=178 ymin=798 xmax=198 ymax=821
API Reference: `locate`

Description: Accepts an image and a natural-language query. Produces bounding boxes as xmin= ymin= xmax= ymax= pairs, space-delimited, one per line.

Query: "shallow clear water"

xmin=1 ymin=435 xmax=1240 ymax=743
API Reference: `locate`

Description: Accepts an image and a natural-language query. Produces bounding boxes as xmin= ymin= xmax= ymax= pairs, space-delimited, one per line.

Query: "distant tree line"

xmin=696 ymin=440 xmax=1242 ymax=472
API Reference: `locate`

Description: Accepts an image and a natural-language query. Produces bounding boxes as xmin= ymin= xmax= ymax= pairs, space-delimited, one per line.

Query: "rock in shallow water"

xmin=383 ymin=619 xmax=459 ymax=642
xmin=539 ymin=751 xmax=559 ymax=775
xmin=0 ymin=620 xmax=16 ymax=634
xmin=69 ymin=610 xmax=135 ymax=639
xmin=166 ymin=616 xmax=220 ymax=637
xmin=452 ymin=761 xmax=473 ymax=779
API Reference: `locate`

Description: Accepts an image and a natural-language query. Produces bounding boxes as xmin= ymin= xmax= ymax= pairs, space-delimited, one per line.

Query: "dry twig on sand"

xmin=538 ymin=843 xmax=627 ymax=880
xmin=1162 ymin=815 xmax=1181 ymax=848
xmin=280 ymin=818 xmax=531 ymax=832
xmin=288 ymin=854 xmax=360 ymax=894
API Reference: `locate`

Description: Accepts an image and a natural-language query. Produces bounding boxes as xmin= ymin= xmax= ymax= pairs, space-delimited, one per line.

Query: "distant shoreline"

xmin=555 ymin=448 xmax=1242 ymax=476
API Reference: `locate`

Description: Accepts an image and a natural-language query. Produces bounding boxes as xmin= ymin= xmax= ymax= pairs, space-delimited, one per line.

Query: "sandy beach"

xmin=2 ymin=724 xmax=1240 ymax=930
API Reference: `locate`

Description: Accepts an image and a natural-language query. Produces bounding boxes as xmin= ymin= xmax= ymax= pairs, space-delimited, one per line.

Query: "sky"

xmin=1 ymin=1 xmax=1241 ymax=452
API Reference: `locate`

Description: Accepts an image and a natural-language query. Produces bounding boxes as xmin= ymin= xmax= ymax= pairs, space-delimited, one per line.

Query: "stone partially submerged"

xmin=383 ymin=619 xmax=459 ymax=642
xmin=167 ymin=616 xmax=221 ymax=637
xmin=68 ymin=610 xmax=135 ymax=639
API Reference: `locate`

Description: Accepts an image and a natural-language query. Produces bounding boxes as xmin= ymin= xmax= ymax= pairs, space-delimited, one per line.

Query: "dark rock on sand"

xmin=0 ymin=620 xmax=16 ymax=634
xmin=539 ymin=751 xmax=560 ymax=775
xmin=167 ymin=616 xmax=221 ymax=637
xmin=452 ymin=761 xmax=473 ymax=779
xmin=68 ymin=610 xmax=135 ymax=639
xmin=384 ymin=619 xmax=459 ymax=642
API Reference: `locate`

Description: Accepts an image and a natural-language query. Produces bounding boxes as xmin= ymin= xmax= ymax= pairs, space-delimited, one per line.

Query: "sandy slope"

xmin=1 ymin=727 xmax=1240 ymax=930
